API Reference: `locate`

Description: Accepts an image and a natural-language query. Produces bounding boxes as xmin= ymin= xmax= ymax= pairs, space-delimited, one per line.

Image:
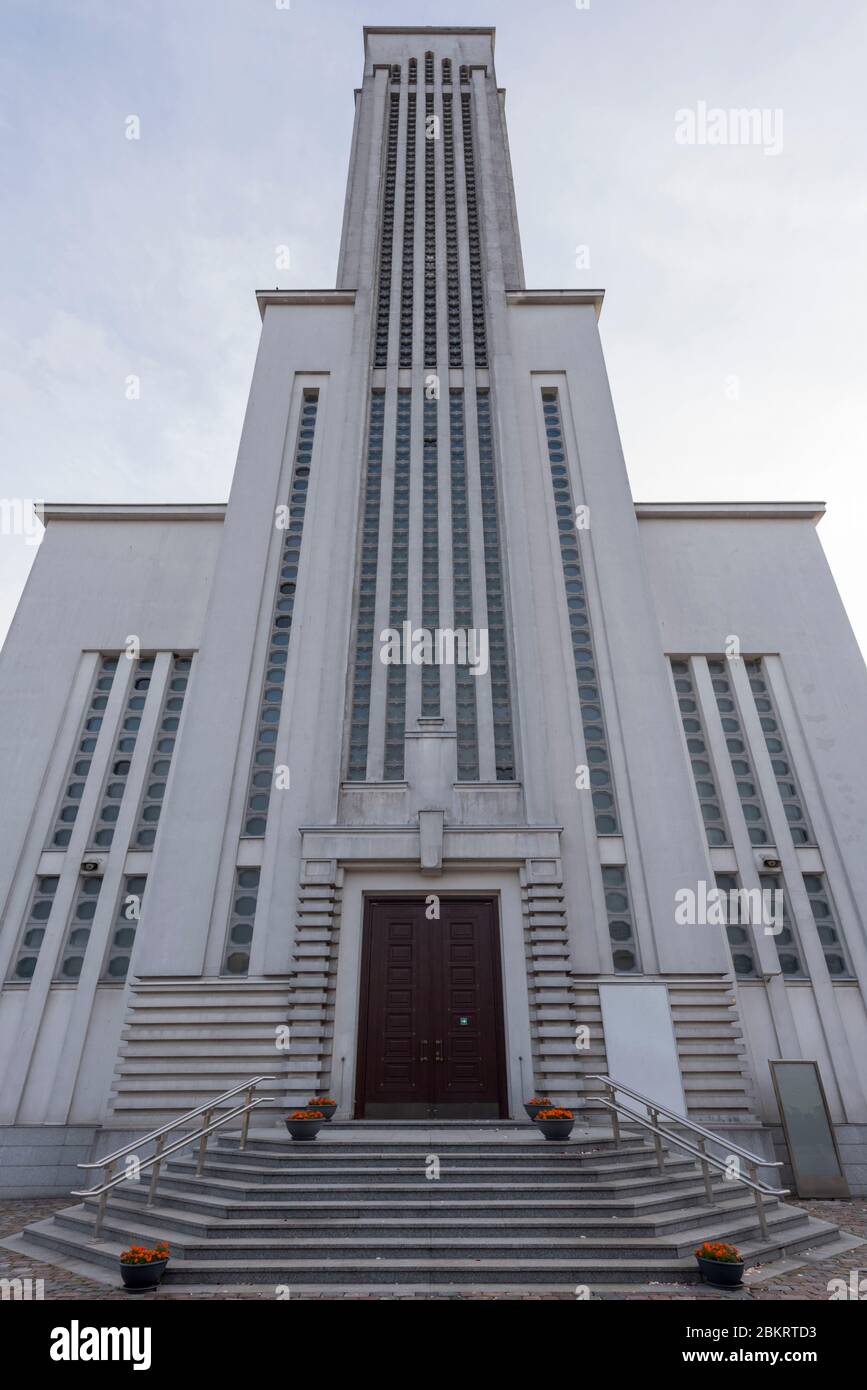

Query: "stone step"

xmin=23 ymin=1214 xmax=841 ymax=1287
xmin=80 ymin=1191 xmax=774 ymax=1241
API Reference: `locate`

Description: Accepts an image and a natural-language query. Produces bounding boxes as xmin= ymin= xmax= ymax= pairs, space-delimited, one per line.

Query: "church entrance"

xmin=355 ymin=897 xmax=508 ymax=1118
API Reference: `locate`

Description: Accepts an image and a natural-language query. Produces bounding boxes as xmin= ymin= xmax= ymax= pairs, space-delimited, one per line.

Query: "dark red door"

xmin=355 ymin=898 xmax=507 ymax=1118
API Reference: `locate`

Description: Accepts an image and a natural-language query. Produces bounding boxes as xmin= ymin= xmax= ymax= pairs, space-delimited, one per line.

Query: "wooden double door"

xmin=355 ymin=897 xmax=508 ymax=1119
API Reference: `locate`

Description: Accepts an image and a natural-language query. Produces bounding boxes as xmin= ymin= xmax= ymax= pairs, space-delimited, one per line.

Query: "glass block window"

xmin=715 ymin=872 xmax=760 ymax=978
xmin=670 ymin=660 xmax=730 ymax=846
xmin=460 ymin=92 xmax=487 ymax=367
xmin=222 ymin=867 xmax=260 ymax=976
xmin=55 ymin=876 xmax=102 ymax=981
xmin=759 ymin=872 xmax=808 ymax=979
xmin=459 ymin=64 xmax=470 ymax=85
xmin=602 ymin=866 xmax=640 ymax=972
xmin=101 ymin=875 xmax=147 ymax=981
xmin=421 ymin=396 xmax=440 ymax=717
xmin=423 ymin=92 xmax=437 ymax=368
xmin=49 ymin=655 xmax=118 ymax=848
xmin=133 ymin=656 xmax=191 ymax=847
xmin=425 ymin=51 xmax=434 ymax=85
xmin=449 ymin=391 xmax=479 ymax=780
xmin=745 ymin=659 xmax=814 ymax=846
xmin=89 ymin=658 xmax=154 ymax=848
xmin=374 ymin=93 xmax=400 ymax=367
xmin=7 ymin=876 xmax=59 ymax=983
xmin=390 ymin=64 xmax=401 ymax=84
xmin=347 ymin=392 xmax=385 ymax=781
xmin=442 ymin=93 xmax=462 ymax=368
xmin=803 ymin=873 xmax=853 ymax=978
xmin=542 ymin=388 xmax=617 ymax=831
xmin=242 ymin=391 xmax=318 ymax=835
xmin=707 ymin=659 xmax=771 ymax=845
xmin=477 ymin=392 xmax=515 ymax=780
xmin=441 ymin=57 xmax=451 ymax=85
xmin=408 ymin=57 xmax=417 ymax=85
xmin=384 ymin=390 xmax=412 ymax=780
xmin=398 ymin=92 xmax=416 ymax=368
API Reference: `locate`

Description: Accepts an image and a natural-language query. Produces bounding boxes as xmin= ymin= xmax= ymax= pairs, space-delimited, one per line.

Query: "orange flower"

xmin=536 ymin=1107 xmax=573 ymax=1120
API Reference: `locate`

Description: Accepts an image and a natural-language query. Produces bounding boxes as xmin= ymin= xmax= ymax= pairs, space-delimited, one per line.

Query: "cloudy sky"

xmin=1 ymin=0 xmax=865 ymax=654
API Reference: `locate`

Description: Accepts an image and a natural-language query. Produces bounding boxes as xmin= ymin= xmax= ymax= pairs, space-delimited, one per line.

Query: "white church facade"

xmin=1 ymin=26 xmax=866 ymax=1198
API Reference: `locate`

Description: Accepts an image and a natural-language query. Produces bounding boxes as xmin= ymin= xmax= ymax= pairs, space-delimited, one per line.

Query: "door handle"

xmin=434 ymin=1039 xmax=444 ymax=1063
xmin=420 ymin=1039 xmax=429 ymax=1063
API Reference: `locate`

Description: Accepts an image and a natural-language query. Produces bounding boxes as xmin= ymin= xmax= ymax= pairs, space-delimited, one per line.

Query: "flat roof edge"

xmin=39 ymin=503 xmax=226 ymax=524
xmin=635 ymin=501 xmax=825 ymax=522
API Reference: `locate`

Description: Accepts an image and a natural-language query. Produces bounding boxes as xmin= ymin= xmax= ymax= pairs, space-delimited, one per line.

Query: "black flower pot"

xmin=524 ymin=1102 xmax=551 ymax=1121
xmin=534 ymin=1118 xmax=574 ymax=1141
xmin=120 ymin=1259 xmax=168 ymax=1293
xmin=696 ymin=1256 xmax=745 ymax=1288
xmin=285 ymin=1118 xmax=324 ymax=1141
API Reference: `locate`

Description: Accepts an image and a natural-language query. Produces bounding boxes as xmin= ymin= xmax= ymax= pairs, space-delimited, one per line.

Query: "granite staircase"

xmin=13 ymin=1121 xmax=846 ymax=1295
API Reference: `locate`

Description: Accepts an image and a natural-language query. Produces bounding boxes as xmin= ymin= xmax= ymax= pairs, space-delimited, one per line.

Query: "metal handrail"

xmin=77 ymin=1073 xmax=277 ymax=1169
xmin=587 ymin=1073 xmax=782 ymax=1168
xmin=72 ymin=1095 xmax=272 ymax=1238
xmin=589 ymin=1087 xmax=789 ymax=1240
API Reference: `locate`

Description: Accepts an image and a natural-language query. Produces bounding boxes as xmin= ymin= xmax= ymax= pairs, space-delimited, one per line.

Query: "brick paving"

xmin=1 ymin=1196 xmax=864 ymax=1300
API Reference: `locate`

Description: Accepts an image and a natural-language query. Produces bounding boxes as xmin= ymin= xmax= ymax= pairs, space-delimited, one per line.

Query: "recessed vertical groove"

xmin=442 ymin=93 xmax=463 ymax=369
xmin=423 ymin=91 xmax=437 ymax=368
xmin=450 ymin=390 xmax=479 ymax=779
xmin=460 ymin=91 xmax=487 ymax=368
xmin=421 ymin=395 xmax=440 ymax=717
xmin=476 ymin=390 xmax=514 ymax=780
xmin=398 ymin=93 xmax=416 ymax=368
xmin=373 ymin=94 xmax=400 ymax=368
xmin=384 ymin=391 xmax=412 ymax=779
xmin=347 ymin=392 xmax=385 ymax=781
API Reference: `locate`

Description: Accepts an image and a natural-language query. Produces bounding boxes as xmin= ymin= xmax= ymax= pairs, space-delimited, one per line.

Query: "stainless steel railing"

xmin=587 ymin=1074 xmax=788 ymax=1238
xmin=73 ymin=1073 xmax=276 ymax=1237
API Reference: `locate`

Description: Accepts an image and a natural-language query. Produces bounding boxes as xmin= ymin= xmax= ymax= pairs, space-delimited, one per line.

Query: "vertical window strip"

xmin=223 ymin=867 xmax=260 ymax=976
xmin=441 ymin=57 xmax=451 ymax=85
xmin=421 ymin=396 xmax=440 ymax=717
xmin=425 ymin=51 xmax=434 ymax=85
xmin=398 ymin=92 xmax=416 ymax=368
xmin=423 ymin=92 xmax=437 ymax=368
xmin=803 ymin=873 xmax=853 ymax=978
xmin=374 ymin=94 xmax=400 ymax=368
xmin=242 ymin=390 xmax=318 ymax=836
xmin=442 ymin=93 xmax=462 ymax=369
xmin=347 ymin=392 xmax=385 ymax=781
xmin=49 ymin=655 xmax=118 ymax=848
xmin=759 ymin=872 xmax=808 ymax=978
xmin=602 ymin=866 xmax=641 ymax=973
xmin=707 ymin=660 xmax=772 ymax=845
xmin=55 ymin=876 xmax=102 ymax=981
xmin=476 ymin=391 xmax=514 ymax=780
xmin=542 ymin=389 xmax=616 ymax=830
xmin=7 ymin=876 xmax=59 ymax=983
xmin=133 ymin=656 xmax=192 ymax=848
xmin=102 ymin=874 xmax=147 ymax=981
xmin=90 ymin=658 xmax=154 ymax=849
xmin=715 ymin=872 xmax=760 ymax=979
xmin=460 ymin=92 xmax=487 ymax=367
xmin=384 ymin=391 xmax=412 ymax=779
xmin=390 ymin=64 xmax=401 ymax=84
xmin=745 ymin=659 xmax=815 ymax=846
xmin=670 ymin=660 xmax=730 ymax=846
xmin=449 ymin=391 xmax=479 ymax=779
xmin=408 ymin=57 xmax=417 ymax=85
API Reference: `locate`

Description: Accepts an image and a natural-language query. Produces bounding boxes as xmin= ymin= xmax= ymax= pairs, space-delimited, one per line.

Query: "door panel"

xmin=356 ymin=898 xmax=507 ymax=1118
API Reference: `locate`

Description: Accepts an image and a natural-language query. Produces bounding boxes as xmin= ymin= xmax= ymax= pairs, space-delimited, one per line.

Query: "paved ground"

xmin=1 ymin=1195 xmax=864 ymax=1300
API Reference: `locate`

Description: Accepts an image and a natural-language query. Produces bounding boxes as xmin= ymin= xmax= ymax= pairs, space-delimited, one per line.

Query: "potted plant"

xmin=285 ymin=1108 xmax=326 ymax=1141
xmin=119 ymin=1242 xmax=169 ymax=1293
xmin=524 ymin=1095 xmax=552 ymax=1120
xmin=533 ymin=1106 xmax=574 ymax=1141
xmin=308 ymin=1096 xmax=337 ymax=1122
xmin=694 ymin=1240 xmax=745 ymax=1288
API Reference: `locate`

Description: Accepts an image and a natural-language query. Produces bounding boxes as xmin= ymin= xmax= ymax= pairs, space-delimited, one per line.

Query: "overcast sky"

xmin=1 ymin=0 xmax=865 ymax=656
